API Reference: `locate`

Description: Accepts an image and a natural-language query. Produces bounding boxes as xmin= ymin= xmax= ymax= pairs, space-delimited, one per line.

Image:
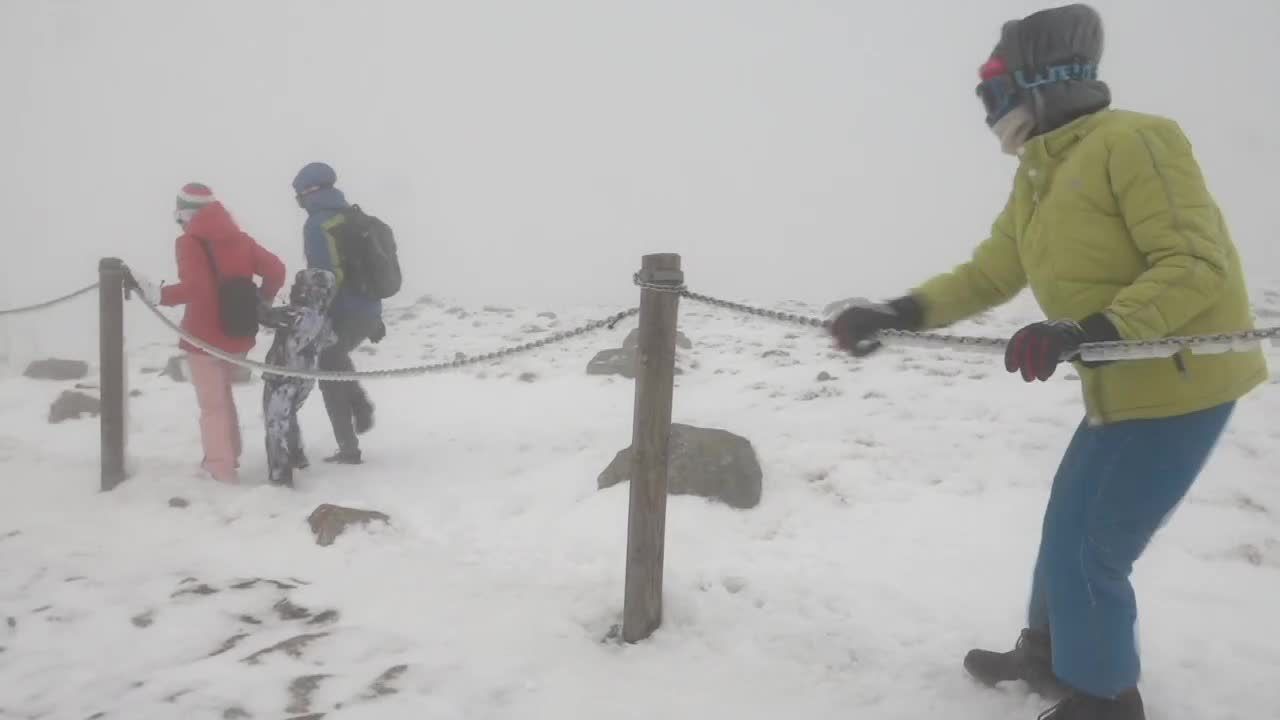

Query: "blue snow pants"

xmin=1026 ymin=401 xmax=1235 ymax=698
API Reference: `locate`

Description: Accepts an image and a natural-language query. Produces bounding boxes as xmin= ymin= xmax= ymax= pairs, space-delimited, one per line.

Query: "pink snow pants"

xmin=187 ymin=351 xmax=243 ymax=483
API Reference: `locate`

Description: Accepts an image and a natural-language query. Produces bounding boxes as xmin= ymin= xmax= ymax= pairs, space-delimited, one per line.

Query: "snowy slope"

xmin=1 ymin=292 xmax=1279 ymax=720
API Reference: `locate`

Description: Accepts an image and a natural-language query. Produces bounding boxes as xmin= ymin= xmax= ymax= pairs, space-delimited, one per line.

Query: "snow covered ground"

xmin=2 ymin=290 xmax=1279 ymax=720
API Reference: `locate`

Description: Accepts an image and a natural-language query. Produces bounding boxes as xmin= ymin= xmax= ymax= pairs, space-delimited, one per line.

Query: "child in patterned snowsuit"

xmin=260 ymin=268 xmax=338 ymax=487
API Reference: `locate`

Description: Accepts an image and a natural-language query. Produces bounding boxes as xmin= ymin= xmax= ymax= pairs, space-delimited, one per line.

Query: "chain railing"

xmin=0 ymin=283 xmax=99 ymax=317
xmin=633 ymin=274 xmax=1280 ymax=362
xmin=4 ymin=268 xmax=1275 ymax=373
xmin=127 ymin=266 xmax=637 ymax=381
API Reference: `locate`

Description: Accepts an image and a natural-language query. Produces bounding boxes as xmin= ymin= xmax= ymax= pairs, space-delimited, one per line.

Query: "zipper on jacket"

xmin=1173 ymin=352 xmax=1189 ymax=378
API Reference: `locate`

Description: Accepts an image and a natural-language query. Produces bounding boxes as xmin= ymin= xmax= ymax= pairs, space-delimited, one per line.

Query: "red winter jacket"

xmin=159 ymin=202 xmax=286 ymax=355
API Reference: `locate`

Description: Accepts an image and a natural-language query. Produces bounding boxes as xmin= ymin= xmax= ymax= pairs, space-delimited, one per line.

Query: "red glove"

xmin=1005 ymin=314 xmax=1121 ymax=382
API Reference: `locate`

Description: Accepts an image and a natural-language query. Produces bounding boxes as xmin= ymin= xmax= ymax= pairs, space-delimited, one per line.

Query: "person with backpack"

xmin=129 ymin=183 xmax=286 ymax=484
xmin=828 ymin=5 xmax=1265 ymax=719
xmin=292 ymin=162 xmax=399 ymax=465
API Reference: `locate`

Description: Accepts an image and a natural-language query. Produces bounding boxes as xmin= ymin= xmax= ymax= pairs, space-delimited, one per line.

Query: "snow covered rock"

xmin=48 ymin=390 xmax=100 ymax=424
xmin=597 ymin=423 xmax=762 ymax=509
xmin=307 ymin=504 xmax=390 ymax=547
xmin=586 ymin=348 xmax=636 ymax=378
xmin=23 ymin=358 xmax=89 ymax=381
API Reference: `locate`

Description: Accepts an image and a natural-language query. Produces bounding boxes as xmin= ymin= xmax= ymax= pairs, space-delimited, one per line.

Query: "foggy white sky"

xmin=3 ymin=1 xmax=1279 ymax=360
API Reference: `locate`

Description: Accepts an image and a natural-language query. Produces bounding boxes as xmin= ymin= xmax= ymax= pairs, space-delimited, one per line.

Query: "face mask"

xmin=991 ymin=104 xmax=1036 ymax=156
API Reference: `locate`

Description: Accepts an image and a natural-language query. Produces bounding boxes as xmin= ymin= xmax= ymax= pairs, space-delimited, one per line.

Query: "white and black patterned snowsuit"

xmin=261 ymin=269 xmax=338 ymax=487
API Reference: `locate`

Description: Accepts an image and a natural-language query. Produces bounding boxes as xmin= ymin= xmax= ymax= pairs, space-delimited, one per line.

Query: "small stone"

xmin=131 ymin=611 xmax=155 ymax=628
xmin=287 ymin=674 xmax=331 ymax=715
xmin=817 ymin=371 xmax=836 ymax=382
xmin=48 ymin=390 xmax=101 ymax=424
xmin=161 ymin=356 xmax=188 ymax=382
xmin=209 ymin=633 xmax=250 ymax=657
xmin=274 ymin=598 xmax=312 ymax=621
xmin=517 ymin=372 xmax=538 ymax=383
xmin=129 ymin=389 xmax=143 ymax=398
xmin=168 ymin=497 xmax=190 ymax=509
xmin=241 ymin=632 xmax=330 ymax=665
xmin=537 ymin=311 xmax=558 ymax=320
xmin=307 ymin=610 xmax=340 ymax=626
xmin=172 ymin=583 xmax=219 ymax=598
xmin=307 ymin=505 xmax=390 ymax=547
xmin=23 ymin=358 xmax=89 ymax=381
xmin=362 ymin=664 xmax=409 ymax=699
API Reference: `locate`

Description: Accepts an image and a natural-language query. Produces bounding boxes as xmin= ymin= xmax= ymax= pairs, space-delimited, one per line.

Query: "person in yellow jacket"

xmin=830 ymin=5 xmax=1266 ymax=720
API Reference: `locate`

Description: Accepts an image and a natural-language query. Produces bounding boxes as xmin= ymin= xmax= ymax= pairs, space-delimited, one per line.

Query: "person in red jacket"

xmin=144 ymin=183 xmax=285 ymax=483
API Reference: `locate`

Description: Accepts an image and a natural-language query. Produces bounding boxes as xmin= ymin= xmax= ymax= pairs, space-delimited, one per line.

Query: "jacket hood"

xmin=184 ymin=202 xmax=244 ymax=244
xmin=290 ymin=268 xmax=338 ymax=310
xmin=991 ymin=3 xmax=1111 ymax=134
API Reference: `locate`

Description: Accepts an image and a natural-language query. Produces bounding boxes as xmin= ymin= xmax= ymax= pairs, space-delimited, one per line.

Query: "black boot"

xmin=323 ymin=449 xmax=363 ymax=465
xmin=965 ymin=628 xmax=1068 ymax=700
xmin=291 ymin=450 xmax=310 ymax=470
xmin=1038 ymin=689 xmax=1145 ymax=720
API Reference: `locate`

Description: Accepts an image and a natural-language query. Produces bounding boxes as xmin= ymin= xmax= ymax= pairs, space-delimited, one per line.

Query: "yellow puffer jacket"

xmin=914 ymin=109 xmax=1267 ymax=424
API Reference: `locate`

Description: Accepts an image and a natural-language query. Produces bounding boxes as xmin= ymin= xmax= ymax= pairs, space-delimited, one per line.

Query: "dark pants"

xmin=318 ymin=312 xmax=378 ymax=454
xmin=1028 ymin=402 xmax=1234 ymax=698
xmin=263 ymin=379 xmax=312 ymax=487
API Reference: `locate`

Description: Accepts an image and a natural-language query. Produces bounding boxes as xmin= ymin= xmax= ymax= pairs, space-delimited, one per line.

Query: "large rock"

xmin=48 ymin=390 xmax=100 ymax=424
xmin=307 ymin=504 xmax=390 ymax=547
xmin=24 ymin=358 xmax=89 ymax=381
xmin=598 ymin=424 xmax=762 ymax=509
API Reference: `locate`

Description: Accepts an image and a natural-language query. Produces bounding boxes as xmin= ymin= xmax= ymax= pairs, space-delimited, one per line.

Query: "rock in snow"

xmin=598 ymin=423 xmax=763 ymax=509
xmin=48 ymin=390 xmax=100 ymax=424
xmin=24 ymin=358 xmax=89 ymax=381
xmin=307 ymin=504 xmax=391 ymax=547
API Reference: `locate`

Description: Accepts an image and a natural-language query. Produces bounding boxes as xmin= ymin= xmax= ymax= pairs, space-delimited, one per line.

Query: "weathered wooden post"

xmin=99 ymin=258 xmax=127 ymax=492
xmin=622 ymin=253 xmax=683 ymax=643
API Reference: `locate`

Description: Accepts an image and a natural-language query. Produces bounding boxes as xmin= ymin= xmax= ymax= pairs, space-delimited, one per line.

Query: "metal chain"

xmin=0 ymin=283 xmax=99 ymax=317
xmin=131 ymin=274 xmax=637 ymax=381
xmin=636 ymin=277 xmax=1280 ymax=361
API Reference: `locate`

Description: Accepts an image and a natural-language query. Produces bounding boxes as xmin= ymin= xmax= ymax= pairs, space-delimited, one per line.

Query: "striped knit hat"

xmin=176 ymin=183 xmax=216 ymax=212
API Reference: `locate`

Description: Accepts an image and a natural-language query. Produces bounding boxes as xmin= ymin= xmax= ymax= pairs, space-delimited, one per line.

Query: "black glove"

xmin=829 ymin=296 xmax=925 ymax=357
xmin=1004 ymin=314 xmax=1120 ymax=382
xmin=368 ymin=320 xmax=387 ymax=344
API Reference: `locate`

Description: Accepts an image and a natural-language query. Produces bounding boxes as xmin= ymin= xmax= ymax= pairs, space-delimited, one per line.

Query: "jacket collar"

xmin=1021 ymin=110 xmax=1108 ymax=163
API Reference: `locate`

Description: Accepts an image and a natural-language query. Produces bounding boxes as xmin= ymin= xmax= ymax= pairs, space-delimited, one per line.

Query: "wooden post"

xmin=99 ymin=258 xmax=127 ymax=492
xmin=622 ymin=253 xmax=682 ymax=643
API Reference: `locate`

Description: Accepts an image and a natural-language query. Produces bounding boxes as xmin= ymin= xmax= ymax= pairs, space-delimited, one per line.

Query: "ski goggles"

xmin=976 ymin=58 xmax=1099 ymax=126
